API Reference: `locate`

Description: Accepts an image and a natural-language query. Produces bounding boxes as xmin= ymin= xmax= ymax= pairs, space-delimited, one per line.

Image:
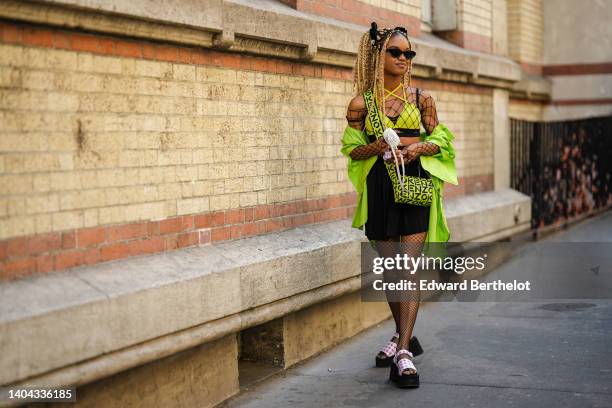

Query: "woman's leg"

xmin=375 ymin=237 xmax=401 ymax=337
xmin=396 ymin=231 xmax=427 ymax=374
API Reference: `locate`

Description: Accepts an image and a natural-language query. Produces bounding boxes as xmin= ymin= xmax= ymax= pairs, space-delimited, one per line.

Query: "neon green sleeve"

xmin=419 ymin=123 xmax=458 ymax=186
xmin=340 ymin=125 xmax=378 ymax=228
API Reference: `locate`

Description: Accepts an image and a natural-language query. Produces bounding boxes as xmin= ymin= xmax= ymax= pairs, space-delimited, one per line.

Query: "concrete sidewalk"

xmin=223 ymin=211 xmax=612 ymax=408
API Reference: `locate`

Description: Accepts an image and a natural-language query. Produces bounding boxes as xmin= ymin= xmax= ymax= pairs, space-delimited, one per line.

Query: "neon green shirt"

xmin=340 ymin=122 xmax=459 ymax=247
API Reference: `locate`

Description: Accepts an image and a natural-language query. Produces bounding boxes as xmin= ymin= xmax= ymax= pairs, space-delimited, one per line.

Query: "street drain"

xmin=539 ymin=302 xmax=596 ymax=312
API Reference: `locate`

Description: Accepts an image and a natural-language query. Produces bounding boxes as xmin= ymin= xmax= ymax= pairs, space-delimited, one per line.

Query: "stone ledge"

xmin=0 ymin=0 xmax=522 ymax=87
xmin=511 ymin=74 xmax=552 ymax=101
xmin=0 ymin=188 xmax=531 ymax=388
xmin=446 ymin=188 xmax=532 ymax=242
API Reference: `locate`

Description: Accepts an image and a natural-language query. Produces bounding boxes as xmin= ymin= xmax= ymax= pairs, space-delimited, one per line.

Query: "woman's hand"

xmin=402 ymin=141 xmax=440 ymax=160
xmin=383 ymin=148 xmax=404 ymax=163
xmin=400 ymin=144 xmax=420 ymax=163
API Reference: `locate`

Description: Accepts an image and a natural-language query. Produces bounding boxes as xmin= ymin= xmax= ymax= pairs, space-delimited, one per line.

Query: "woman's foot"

xmin=375 ymin=332 xmax=399 ymax=367
xmin=376 ymin=334 xmax=424 ymax=367
xmin=390 ymin=349 xmax=420 ymax=388
xmin=396 ymin=350 xmax=417 ymax=375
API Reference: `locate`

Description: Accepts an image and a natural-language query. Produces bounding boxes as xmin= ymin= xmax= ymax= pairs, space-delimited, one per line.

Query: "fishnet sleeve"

xmin=349 ymin=140 xmax=386 ymax=160
xmin=410 ymin=141 xmax=439 ymax=156
xmin=416 ymin=89 xmax=440 ymax=156
xmin=418 ymin=89 xmax=440 ymax=135
xmin=345 ymin=104 xmax=366 ymax=131
xmin=345 ymin=99 xmax=387 ymax=160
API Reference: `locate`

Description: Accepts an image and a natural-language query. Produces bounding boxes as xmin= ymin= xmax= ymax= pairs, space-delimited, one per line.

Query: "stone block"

xmin=45 ymin=334 xmax=239 ymax=408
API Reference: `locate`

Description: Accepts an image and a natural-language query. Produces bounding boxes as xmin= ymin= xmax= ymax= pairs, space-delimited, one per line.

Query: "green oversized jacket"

xmin=340 ymin=122 xmax=459 ymax=247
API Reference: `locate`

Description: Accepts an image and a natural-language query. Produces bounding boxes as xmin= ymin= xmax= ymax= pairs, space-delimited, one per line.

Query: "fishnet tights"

xmin=375 ymin=231 xmax=426 ymax=375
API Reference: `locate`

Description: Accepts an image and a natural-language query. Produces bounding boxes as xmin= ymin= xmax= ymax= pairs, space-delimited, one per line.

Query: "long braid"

xmin=403 ymin=35 xmax=413 ymax=90
xmin=352 ymin=32 xmax=373 ymax=96
xmin=404 ymin=59 xmax=412 ymax=89
xmin=375 ymin=34 xmax=392 ymax=130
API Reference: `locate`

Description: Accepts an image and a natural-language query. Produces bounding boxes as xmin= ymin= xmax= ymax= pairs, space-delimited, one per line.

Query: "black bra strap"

xmin=416 ymin=87 xmax=420 ymax=107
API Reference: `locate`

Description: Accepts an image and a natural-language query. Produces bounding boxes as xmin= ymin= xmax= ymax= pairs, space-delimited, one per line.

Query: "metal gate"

xmin=510 ymin=116 xmax=612 ymax=230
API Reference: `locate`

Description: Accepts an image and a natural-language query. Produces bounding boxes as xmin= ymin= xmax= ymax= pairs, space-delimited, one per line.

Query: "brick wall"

xmin=0 ymin=19 xmax=493 ymax=281
xmin=360 ymin=0 xmax=421 ymax=19
xmin=436 ymin=0 xmax=493 ymax=53
xmin=432 ymin=85 xmax=494 ymax=196
xmin=507 ymin=0 xmax=543 ymax=65
xmin=281 ymin=0 xmax=422 ymax=37
xmin=460 ymin=0 xmax=493 ymax=39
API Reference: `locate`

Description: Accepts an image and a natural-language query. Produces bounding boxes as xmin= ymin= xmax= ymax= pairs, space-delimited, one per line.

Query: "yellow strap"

xmin=384 ymin=83 xmax=409 ymax=104
xmin=384 ymin=83 xmax=403 ymax=99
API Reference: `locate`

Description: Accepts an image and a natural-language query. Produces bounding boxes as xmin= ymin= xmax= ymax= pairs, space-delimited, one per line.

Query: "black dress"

xmin=365 ymin=128 xmax=431 ymax=240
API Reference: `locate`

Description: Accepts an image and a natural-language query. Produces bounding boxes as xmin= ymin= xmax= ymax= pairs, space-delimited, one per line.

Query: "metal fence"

xmin=510 ymin=116 xmax=612 ymax=230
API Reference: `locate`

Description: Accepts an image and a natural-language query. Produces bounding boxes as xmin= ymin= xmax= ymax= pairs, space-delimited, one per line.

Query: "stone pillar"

xmin=493 ymin=88 xmax=510 ymax=191
xmin=492 ymin=0 xmax=508 ymax=56
xmin=283 ymin=291 xmax=391 ymax=368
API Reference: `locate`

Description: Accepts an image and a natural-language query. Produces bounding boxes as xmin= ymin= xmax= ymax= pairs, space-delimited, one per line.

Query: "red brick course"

xmin=0 ymin=20 xmax=354 ymax=81
xmin=0 ymin=19 xmax=499 ymax=96
xmin=0 ymin=172 xmax=489 ymax=282
xmin=543 ymin=62 xmax=612 ymax=76
xmin=436 ymin=30 xmax=492 ymax=54
xmin=0 ymin=193 xmax=358 ymax=281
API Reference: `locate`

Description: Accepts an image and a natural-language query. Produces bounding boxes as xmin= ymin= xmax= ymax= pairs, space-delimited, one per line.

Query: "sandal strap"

xmin=396 ymin=348 xmax=414 ymax=359
xmin=397 ymin=357 xmax=417 ymax=374
xmin=379 ymin=332 xmax=400 ymax=357
xmin=380 ymin=341 xmax=397 ymax=357
xmin=394 ymin=349 xmax=417 ymax=375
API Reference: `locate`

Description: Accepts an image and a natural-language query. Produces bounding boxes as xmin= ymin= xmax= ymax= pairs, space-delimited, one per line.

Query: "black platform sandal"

xmin=376 ymin=334 xmax=424 ymax=367
xmin=389 ymin=349 xmax=419 ymax=388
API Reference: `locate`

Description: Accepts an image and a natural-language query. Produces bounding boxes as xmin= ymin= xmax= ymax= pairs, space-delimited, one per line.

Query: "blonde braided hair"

xmin=352 ymin=28 xmax=414 ymax=130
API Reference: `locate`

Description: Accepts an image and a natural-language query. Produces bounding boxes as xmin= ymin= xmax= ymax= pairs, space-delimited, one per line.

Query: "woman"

xmin=341 ymin=22 xmax=458 ymax=388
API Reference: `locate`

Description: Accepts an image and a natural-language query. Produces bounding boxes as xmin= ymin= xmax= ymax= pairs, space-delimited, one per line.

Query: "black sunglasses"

xmin=386 ymin=47 xmax=416 ymax=60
